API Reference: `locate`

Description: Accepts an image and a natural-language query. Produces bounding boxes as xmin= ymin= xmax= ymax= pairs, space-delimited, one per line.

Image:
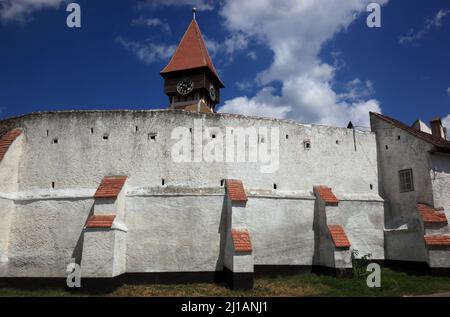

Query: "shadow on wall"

xmin=71 ymin=205 xmax=94 ymax=265
xmin=215 ymin=194 xmax=227 ymax=273
xmin=312 ymin=198 xmax=320 ymax=266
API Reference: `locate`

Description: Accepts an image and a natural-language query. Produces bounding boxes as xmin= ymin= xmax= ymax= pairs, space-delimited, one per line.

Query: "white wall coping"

xmin=0 ymin=187 xmax=384 ymax=202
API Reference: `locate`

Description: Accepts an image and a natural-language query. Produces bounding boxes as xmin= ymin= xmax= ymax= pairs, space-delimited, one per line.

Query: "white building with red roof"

xmin=0 ymin=15 xmax=449 ymax=290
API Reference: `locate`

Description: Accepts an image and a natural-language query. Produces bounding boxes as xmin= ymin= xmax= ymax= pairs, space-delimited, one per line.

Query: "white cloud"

xmin=399 ymin=9 xmax=450 ymax=44
xmin=221 ymin=87 xmax=291 ymax=119
xmin=443 ymin=114 xmax=450 ymax=140
xmin=236 ymin=81 xmax=253 ymax=92
xmin=137 ymin=0 xmax=214 ymax=11
xmin=131 ymin=17 xmax=171 ymax=34
xmin=205 ymin=33 xmax=249 ymax=62
xmin=247 ymin=51 xmax=257 ymax=60
xmin=339 ymin=79 xmax=375 ymax=102
xmin=0 ymin=0 xmax=66 ymax=23
xmin=116 ymin=37 xmax=176 ymax=64
xmin=447 ymin=87 xmax=450 ymax=95
xmin=218 ymin=0 xmax=387 ymax=127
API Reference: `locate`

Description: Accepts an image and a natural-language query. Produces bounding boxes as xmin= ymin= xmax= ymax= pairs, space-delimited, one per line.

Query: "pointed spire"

xmin=192 ymin=7 xmax=197 ymax=20
xmin=160 ymin=15 xmax=224 ymax=87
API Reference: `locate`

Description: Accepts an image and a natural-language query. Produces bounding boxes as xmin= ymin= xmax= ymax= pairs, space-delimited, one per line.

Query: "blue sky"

xmin=0 ymin=0 xmax=449 ymax=129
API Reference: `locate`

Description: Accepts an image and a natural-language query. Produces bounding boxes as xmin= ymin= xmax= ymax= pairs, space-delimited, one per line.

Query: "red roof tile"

xmin=160 ymin=19 xmax=223 ymax=87
xmin=371 ymin=112 xmax=450 ymax=151
xmin=0 ymin=129 xmax=22 ymax=162
xmin=314 ymin=186 xmax=339 ymax=206
xmin=225 ymin=179 xmax=248 ymax=203
xmin=328 ymin=225 xmax=351 ymax=248
xmin=231 ymin=229 xmax=252 ymax=253
xmin=94 ymin=176 xmax=127 ymax=199
xmin=417 ymin=204 xmax=448 ymax=224
xmin=424 ymin=235 xmax=450 ymax=246
xmin=86 ymin=215 xmax=116 ymax=228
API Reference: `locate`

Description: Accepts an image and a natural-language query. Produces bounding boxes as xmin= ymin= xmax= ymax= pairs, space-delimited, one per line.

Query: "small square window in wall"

xmin=304 ymin=140 xmax=311 ymax=149
xmin=259 ymin=135 xmax=265 ymax=143
xmin=103 ymin=134 xmax=109 ymax=140
xmin=148 ymin=133 xmax=157 ymax=141
xmin=52 ymin=138 xmax=58 ymax=144
xmin=399 ymin=169 xmax=414 ymax=193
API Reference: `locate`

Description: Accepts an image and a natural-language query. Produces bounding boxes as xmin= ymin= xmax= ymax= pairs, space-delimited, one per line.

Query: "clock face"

xmin=177 ymin=79 xmax=194 ymax=95
xmin=209 ymin=84 xmax=216 ymax=101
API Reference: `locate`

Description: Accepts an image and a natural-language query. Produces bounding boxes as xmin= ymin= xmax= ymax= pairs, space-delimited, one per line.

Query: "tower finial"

xmin=192 ymin=7 xmax=197 ymax=20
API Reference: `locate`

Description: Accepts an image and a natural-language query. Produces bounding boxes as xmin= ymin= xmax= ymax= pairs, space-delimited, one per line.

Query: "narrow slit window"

xmin=286 ymin=134 xmax=289 ymax=139
xmin=370 ymin=184 xmax=373 ymax=190
xmin=46 ymin=130 xmax=49 ymax=136
xmin=90 ymin=128 xmax=94 ymax=134
xmin=161 ymin=179 xmax=165 ymax=186
xmin=135 ymin=126 xmax=139 ymax=132
xmin=273 ymin=183 xmax=277 ymax=190
xmin=304 ymin=140 xmax=311 ymax=149
xmin=397 ymin=135 xmax=401 ymax=140
xmin=385 ymin=145 xmax=389 ymax=150
xmin=220 ymin=179 xmax=224 ymax=187
xmin=51 ymin=182 xmax=55 ymax=189
xmin=399 ymin=169 xmax=414 ymax=193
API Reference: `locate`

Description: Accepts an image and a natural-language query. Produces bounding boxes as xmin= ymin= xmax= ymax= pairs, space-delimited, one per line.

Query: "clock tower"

xmin=160 ymin=9 xmax=224 ymax=113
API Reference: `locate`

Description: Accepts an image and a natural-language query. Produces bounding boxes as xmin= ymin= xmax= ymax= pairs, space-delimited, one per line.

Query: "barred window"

xmin=399 ymin=169 xmax=414 ymax=193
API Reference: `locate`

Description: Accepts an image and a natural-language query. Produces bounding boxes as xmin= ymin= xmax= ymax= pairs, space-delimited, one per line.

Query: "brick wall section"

xmin=417 ymin=204 xmax=448 ymax=224
xmin=424 ymin=235 xmax=450 ymax=246
xmin=328 ymin=225 xmax=351 ymax=248
xmin=86 ymin=215 xmax=116 ymax=228
xmin=0 ymin=129 xmax=22 ymax=162
xmin=231 ymin=229 xmax=252 ymax=253
xmin=94 ymin=176 xmax=127 ymax=198
xmin=225 ymin=179 xmax=248 ymax=203
xmin=314 ymin=186 xmax=339 ymax=206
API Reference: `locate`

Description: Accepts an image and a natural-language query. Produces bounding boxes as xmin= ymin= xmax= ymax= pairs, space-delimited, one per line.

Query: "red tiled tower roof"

xmin=328 ymin=225 xmax=351 ymax=248
xmin=314 ymin=186 xmax=339 ymax=206
xmin=0 ymin=129 xmax=22 ymax=162
xmin=231 ymin=229 xmax=252 ymax=253
xmin=94 ymin=176 xmax=127 ymax=199
xmin=86 ymin=215 xmax=116 ymax=228
xmin=417 ymin=204 xmax=448 ymax=224
xmin=225 ymin=179 xmax=248 ymax=203
xmin=160 ymin=19 xmax=223 ymax=87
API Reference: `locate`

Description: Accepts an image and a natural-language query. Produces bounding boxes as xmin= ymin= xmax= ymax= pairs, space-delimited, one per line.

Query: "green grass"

xmin=1 ymin=268 xmax=450 ymax=297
